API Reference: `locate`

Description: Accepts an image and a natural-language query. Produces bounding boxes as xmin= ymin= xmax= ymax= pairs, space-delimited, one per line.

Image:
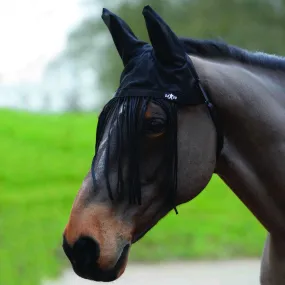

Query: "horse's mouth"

xmin=72 ymin=244 xmax=130 ymax=282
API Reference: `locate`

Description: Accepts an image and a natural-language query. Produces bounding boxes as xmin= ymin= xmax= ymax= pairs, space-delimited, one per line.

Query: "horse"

xmin=62 ymin=5 xmax=285 ymax=285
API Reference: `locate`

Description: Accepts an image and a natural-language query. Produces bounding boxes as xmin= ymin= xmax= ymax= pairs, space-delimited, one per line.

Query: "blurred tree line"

xmin=51 ymin=0 xmax=285 ymax=109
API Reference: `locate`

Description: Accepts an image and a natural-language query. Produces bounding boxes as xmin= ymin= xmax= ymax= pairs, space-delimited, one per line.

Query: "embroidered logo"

xmin=165 ymin=93 xmax=177 ymax=100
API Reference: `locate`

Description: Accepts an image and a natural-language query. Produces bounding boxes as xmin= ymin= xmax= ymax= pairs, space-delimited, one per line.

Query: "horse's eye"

xmin=143 ymin=118 xmax=166 ymax=136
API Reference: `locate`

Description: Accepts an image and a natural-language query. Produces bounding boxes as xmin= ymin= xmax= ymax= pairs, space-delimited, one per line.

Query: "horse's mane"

xmin=180 ymin=37 xmax=285 ymax=72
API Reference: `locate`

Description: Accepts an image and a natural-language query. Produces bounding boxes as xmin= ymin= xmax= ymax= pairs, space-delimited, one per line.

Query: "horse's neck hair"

xmin=190 ymin=54 xmax=285 ymax=110
xmin=190 ymin=54 xmax=285 ymax=237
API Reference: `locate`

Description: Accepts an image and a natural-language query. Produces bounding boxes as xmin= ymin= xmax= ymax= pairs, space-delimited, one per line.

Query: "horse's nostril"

xmin=73 ymin=236 xmax=100 ymax=268
xmin=62 ymin=235 xmax=100 ymax=271
xmin=62 ymin=234 xmax=129 ymax=282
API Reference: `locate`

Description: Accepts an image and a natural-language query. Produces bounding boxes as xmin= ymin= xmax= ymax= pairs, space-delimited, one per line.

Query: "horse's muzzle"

xmin=62 ymin=235 xmax=130 ymax=282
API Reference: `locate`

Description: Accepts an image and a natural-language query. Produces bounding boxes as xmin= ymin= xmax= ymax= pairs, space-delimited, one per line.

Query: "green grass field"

xmin=0 ymin=109 xmax=266 ymax=285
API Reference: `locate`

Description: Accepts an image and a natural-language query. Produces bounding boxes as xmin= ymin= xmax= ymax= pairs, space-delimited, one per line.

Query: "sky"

xmin=0 ymin=0 xmax=120 ymax=112
xmin=0 ymin=0 xmax=84 ymax=83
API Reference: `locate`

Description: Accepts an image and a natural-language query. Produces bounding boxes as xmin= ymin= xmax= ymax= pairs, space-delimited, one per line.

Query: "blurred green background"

xmin=2 ymin=0 xmax=285 ymax=284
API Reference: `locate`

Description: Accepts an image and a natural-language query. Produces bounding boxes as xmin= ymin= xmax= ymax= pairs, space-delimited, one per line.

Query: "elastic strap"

xmin=197 ymin=80 xmax=224 ymax=158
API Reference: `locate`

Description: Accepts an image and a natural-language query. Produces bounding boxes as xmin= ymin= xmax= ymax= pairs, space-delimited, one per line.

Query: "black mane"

xmin=180 ymin=37 xmax=285 ymax=72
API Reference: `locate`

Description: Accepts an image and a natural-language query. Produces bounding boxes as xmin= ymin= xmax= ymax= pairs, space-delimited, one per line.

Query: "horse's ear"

xmin=102 ymin=8 xmax=147 ymax=66
xmin=142 ymin=5 xmax=186 ymax=67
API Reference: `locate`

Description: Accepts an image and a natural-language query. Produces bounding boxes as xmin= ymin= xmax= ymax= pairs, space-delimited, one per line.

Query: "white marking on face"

xmin=95 ymin=103 xmax=126 ymax=179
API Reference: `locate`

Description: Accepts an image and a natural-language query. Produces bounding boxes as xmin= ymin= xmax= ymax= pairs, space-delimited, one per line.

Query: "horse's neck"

xmin=192 ymin=55 xmax=285 ymax=237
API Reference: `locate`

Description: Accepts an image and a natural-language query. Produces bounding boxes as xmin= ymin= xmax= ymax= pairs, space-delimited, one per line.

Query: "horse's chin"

xmin=73 ymin=244 xmax=130 ymax=282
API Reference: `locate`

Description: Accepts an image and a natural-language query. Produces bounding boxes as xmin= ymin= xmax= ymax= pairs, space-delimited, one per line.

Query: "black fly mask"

xmin=92 ymin=5 xmax=223 ymax=214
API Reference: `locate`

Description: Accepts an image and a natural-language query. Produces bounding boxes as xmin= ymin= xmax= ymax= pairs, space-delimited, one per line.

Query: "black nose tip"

xmin=74 ymin=236 xmax=100 ymax=268
xmin=63 ymin=236 xmax=100 ymax=271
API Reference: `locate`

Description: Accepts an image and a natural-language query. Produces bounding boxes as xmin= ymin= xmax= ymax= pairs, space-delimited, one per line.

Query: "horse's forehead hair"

xmin=118 ymin=103 xmax=124 ymax=115
xmin=96 ymin=105 xmax=124 ymax=153
xmin=98 ymin=99 xmax=141 ymax=149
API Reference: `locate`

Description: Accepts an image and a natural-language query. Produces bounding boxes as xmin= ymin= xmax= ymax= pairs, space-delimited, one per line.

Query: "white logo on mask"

xmin=165 ymin=93 xmax=177 ymax=100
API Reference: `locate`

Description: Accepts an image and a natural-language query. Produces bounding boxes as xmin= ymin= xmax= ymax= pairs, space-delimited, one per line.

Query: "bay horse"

xmin=62 ymin=5 xmax=285 ymax=285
